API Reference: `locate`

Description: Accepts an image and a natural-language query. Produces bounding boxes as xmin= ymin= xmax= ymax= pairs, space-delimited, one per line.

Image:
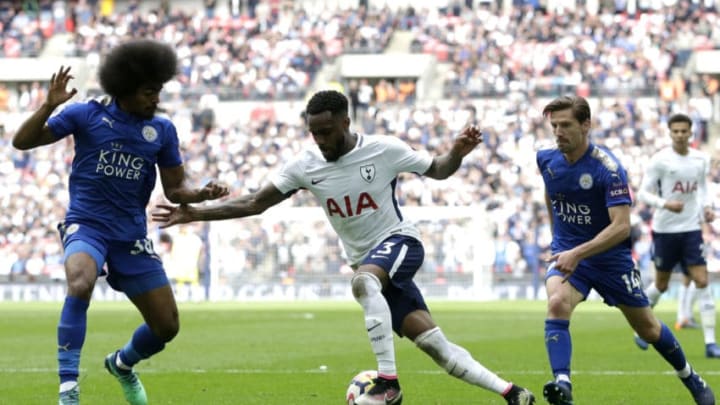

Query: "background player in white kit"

xmin=152 ymin=90 xmax=536 ymax=405
xmin=633 ymin=113 xmax=720 ymax=358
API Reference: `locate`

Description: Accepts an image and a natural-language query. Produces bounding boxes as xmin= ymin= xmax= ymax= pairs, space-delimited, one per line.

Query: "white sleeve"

xmin=638 ymin=157 xmax=666 ymax=209
xmin=383 ymin=136 xmax=433 ymax=175
xmin=271 ymin=157 xmax=305 ymax=194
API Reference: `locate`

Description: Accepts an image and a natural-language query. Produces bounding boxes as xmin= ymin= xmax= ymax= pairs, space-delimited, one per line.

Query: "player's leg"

xmin=57 ymin=227 xmax=106 ymax=405
xmin=351 ymin=236 xmax=408 ymax=405
xmin=351 ymin=267 xmax=397 ymax=381
xmin=634 ymin=232 xmax=678 ymax=349
xmin=633 ymin=267 xmax=672 ymax=349
xmin=407 ymin=310 xmax=535 ymax=404
xmin=683 ymin=279 xmax=699 ymax=328
xmin=103 ymin=240 xmax=177 ymax=405
xmin=686 ymin=264 xmax=719 ymax=357
xmin=542 ymin=267 xmax=585 ymax=405
xmin=622 ymin=304 xmax=715 ymax=404
xmin=676 ymin=273 xmax=695 ymax=330
xmin=646 ymin=232 xmax=681 ymax=307
xmin=610 ymin=261 xmax=714 ymax=404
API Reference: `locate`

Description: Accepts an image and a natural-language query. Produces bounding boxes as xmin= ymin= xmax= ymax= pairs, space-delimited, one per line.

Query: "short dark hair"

xmin=668 ymin=113 xmax=692 ymax=128
xmin=98 ymin=39 xmax=178 ymax=99
xmin=305 ymin=90 xmax=349 ymax=117
xmin=542 ymin=96 xmax=591 ymax=123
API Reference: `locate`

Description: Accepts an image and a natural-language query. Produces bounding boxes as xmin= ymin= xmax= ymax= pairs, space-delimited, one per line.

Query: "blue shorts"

xmin=652 ymin=231 xmax=706 ymax=272
xmin=58 ymin=222 xmax=169 ymax=298
xmin=546 ymin=261 xmax=649 ymax=308
xmin=361 ymin=235 xmax=428 ymax=337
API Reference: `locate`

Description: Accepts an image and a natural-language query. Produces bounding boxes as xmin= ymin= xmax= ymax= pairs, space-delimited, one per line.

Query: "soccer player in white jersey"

xmin=152 ymin=90 xmax=536 ymax=405
xmin=633 ymin=113 xmax=720 ymax=358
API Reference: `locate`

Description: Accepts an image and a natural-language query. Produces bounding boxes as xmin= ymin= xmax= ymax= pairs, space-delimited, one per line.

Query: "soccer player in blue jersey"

xmin=12 ymin=40 xmax=228 ymax=405
xmin=537 ymin=96 xmax=715 ymax=405
xmin=152 ymin=90 xmax=536 ymax=405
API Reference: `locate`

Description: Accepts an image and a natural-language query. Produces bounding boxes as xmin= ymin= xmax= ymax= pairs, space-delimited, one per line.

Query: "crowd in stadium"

xmin=1 ymin=0 xmax=720 ymax=287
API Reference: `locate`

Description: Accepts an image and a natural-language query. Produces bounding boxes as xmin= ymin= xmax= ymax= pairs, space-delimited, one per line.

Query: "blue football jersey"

xmin=537 ymin=143 xmax=633 ymax=268
xmin=48 ymin=97 xmax=182 ymax=240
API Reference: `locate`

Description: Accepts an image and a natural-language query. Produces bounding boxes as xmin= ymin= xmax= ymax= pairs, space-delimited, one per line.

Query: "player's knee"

xmin=694 ymin=278 xmax=709 ymax=289
xmin=65 ymin=270 xmax=96 ymax=298
xmin=154 ymin=320 xmax=179 ymax=342
xmin=634 ymin=316 xmax=662 ymax=342
xmin=655 ymin=281 xmax=670 ymax=292
xmin=546 ymin=294 xmax=571 ymax=317
xmin=149 ymin=311 xmax=180 ymax=342
xmin=351 ymin=272 xmax=382 ymax=300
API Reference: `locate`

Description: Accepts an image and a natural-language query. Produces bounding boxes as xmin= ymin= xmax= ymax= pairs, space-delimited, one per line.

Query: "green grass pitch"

xmin=0 ymin=299 xmax=717 ymax=404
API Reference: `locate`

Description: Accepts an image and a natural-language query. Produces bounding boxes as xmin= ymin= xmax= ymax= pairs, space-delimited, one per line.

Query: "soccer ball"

xmin=345 ymin=370 xmax=377 ymax=405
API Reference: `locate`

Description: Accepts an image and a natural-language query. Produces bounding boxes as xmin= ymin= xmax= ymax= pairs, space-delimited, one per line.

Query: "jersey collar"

xmin=107 ymin=99 xmax=145 ymax=124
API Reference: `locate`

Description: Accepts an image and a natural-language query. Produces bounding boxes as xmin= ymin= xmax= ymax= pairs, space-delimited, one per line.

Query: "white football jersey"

xmin=272 ymin=134 xmax=433 ymax=265
xmin=638 ymin=147 xmax=711 ymax=233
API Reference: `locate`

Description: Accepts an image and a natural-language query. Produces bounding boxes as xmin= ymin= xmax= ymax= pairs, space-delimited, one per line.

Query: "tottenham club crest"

xmin=142 ymin=125 xmax=158 ymax=142
xmin=360 ymin=164 xmax=376 ymax=183
xmin=579 ymin=173 xmax=593 ymax=190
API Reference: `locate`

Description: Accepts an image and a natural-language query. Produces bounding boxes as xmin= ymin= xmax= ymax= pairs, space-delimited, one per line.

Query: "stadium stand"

xmin=1 ymin=0 xmax=720 ymax=301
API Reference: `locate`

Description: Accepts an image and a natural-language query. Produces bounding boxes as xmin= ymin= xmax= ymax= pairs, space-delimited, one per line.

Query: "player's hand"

xmin=198 ymin=181 xmax=230 ymax=201
xmin=452 ymin=125 xmax=483 ymax=157
xmin=152 ymin=204 xmax=195 ymax=228
xmin=704 ymin=207 xmax=715 ymax=223
xmin=46 ymin=66 xmax=78 ymax=108
xmin=547 ymin=250 xmax=581 ymax=283
xmin=664 ymin=200 xmax=684 ymax=213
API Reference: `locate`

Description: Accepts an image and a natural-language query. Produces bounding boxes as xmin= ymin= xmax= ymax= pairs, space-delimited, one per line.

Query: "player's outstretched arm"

xmin=152 ymin=183 xmax=289 ymax=228
xmin=423 ymin=125 xmax=482 ymax=180
xmin=12 ymin=66 xmax=78 ymax=150
xmin=159 ymin=165 xmax=229 ymax=204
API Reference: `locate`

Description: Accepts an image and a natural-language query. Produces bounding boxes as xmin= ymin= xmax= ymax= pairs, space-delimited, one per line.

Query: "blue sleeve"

xmin=536 ymin=149 xmax=548 ymax=173
xmin=604 ymin=166 xmax=632 ymax=207
xmin=157 ymin=122 xmax=182 ymax=168
xmin=46 ymin=102 xmax=88 ymax=140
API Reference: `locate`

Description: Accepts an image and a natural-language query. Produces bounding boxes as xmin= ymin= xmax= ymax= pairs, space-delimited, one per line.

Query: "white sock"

xmin=696 ymin=287 xmax=716 ymax=345
xmin=645 ymin=282 xmax=662 ymax=308
xmin=677 ymin=283 xmax=688 ymax=323
xmin=685 ymin=282 xmax=698 ymax=321
xmin=351 ymin=272 xmax=396 ymax=377
xmin=415 ymin=327 xmax=509 ymax=394
xmin=556 ymin=374 xmax=571 ymax=384
xmin=59 ymin=381 xmax=78 ymax=393
xmin=676 ymin=363 xmax=692 ymax=379
xmin=116 ymin=353 xmax=131 ymax=371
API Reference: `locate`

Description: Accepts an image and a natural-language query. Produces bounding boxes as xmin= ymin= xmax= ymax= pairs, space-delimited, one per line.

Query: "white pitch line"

xmin=2 ymin=368 xmax=720 ymax=376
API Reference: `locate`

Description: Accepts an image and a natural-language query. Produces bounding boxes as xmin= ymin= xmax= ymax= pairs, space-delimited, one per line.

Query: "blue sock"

xmin=652 ymin=323 xmax=687 ymax=371
xmin=545 ymin=319 xmax=572 ymax=379
xmin=57 ymin=296 xmax=90 ymax=384
xmin=118 ymin=324 xmax=166 ymax=368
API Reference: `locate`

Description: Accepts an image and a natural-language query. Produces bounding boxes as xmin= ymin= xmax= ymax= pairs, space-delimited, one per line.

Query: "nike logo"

xmin=370 ymin=255 xmax=388 ymax=259
xmin=102 ymin=117 xmax=114 ymax=128
xmin=367 ymin=323 xmax=381 ymax=332
xmin=311 ymin=178 xmax=326 ymax=185
xmin=58 ymin=342 xmax=71 ymax=351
